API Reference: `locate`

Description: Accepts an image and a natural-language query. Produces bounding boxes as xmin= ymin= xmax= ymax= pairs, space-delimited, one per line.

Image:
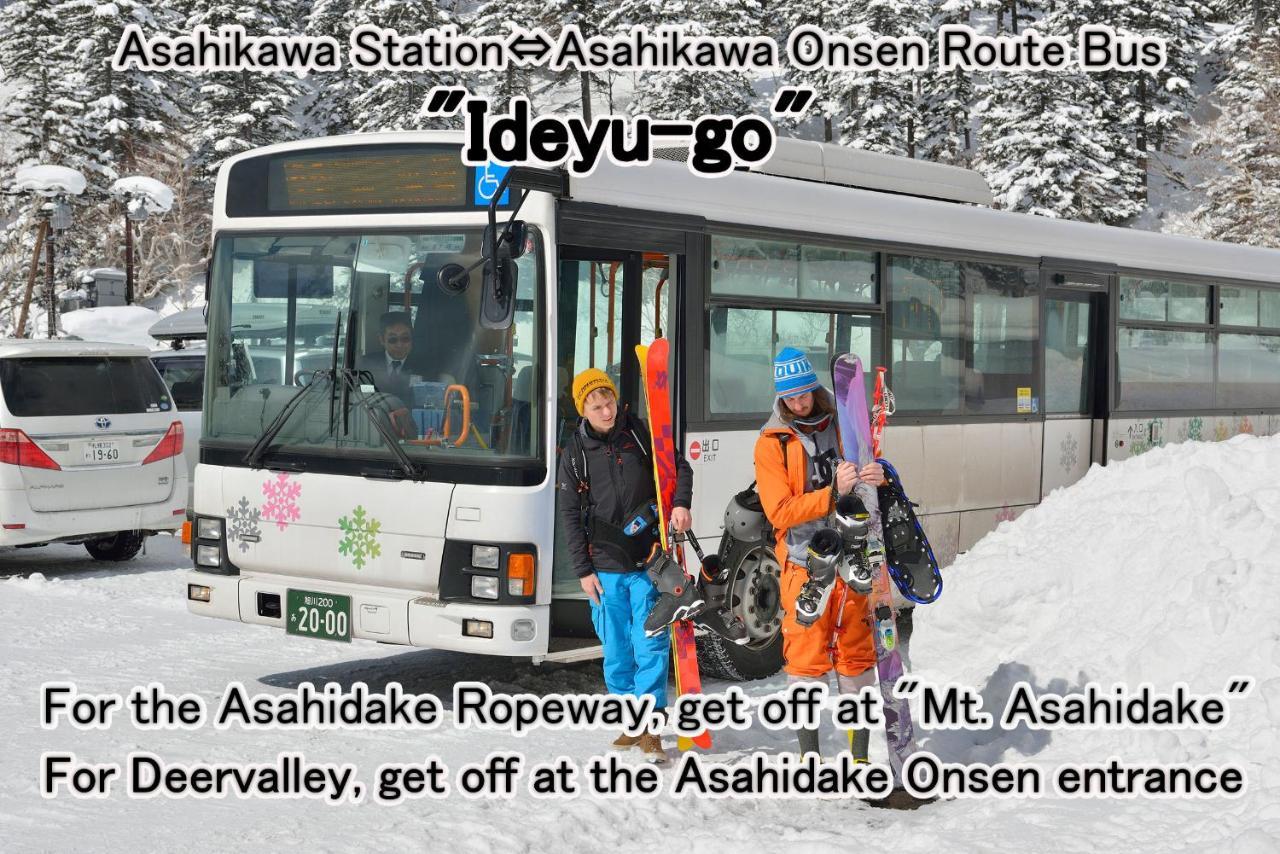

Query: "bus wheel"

xmin=85 ymin=531 xmax=145 ymax=562
xmin=696 ymin=540 xmax=783 ymax=681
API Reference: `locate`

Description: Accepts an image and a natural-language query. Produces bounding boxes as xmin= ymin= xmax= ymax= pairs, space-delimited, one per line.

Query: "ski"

xmin=636 ymin=339 xmax=710 ymax=751
xmin=832 ymin=354 xmax=917 ymax=782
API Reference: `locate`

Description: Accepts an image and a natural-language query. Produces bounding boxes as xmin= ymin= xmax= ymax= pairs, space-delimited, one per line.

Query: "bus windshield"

xmin=203 ymin=228 xmax=542 ymax=476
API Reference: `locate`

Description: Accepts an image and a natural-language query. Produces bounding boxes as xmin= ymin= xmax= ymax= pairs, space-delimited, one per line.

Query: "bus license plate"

xmin=286 ymin=589 xmax=352 ymax=643
xmin=83 ymin=441 xmax=120 ymax=463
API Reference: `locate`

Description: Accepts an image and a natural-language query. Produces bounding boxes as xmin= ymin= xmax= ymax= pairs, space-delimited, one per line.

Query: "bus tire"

xmin=85 ymin=531 xmax=145 ymax=562
xmin=696 ymin=540 xmax=784 ymax=681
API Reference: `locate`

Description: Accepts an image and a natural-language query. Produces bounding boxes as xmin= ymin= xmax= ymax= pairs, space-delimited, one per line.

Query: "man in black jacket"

xmin=555 ymin=368 xmax=692 ymax=762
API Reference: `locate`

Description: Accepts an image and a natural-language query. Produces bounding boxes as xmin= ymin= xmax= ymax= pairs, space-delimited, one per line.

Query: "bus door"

xmin=1040 ymin=266 xmax=1110 ymax=498
xmin=549 ymin=241 xmax=684 ymax=635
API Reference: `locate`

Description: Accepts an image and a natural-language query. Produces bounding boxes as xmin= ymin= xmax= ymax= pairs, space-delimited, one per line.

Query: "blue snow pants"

xmin=589 ymin=569 xmax=669 ymax=708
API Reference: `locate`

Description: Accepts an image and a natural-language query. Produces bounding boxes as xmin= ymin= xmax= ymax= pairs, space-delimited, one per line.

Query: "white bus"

xmin=187 ymin=132 xmax=1280 ymax=679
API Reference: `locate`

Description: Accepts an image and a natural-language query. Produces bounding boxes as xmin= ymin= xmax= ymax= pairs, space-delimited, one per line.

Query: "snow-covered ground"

xmin=2 ymin=436 xmax=1278 ymax=853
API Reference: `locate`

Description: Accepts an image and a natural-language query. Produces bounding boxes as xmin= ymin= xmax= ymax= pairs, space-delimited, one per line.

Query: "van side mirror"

xmin=480 ymin=258 xmax=517 ymax=330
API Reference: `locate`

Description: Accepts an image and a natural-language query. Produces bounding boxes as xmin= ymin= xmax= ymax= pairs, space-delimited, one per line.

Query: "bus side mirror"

xmin=483 ymin=221 xmax=528 ymax=260
xmin=480 ymin=258 xmax=517 ymax=330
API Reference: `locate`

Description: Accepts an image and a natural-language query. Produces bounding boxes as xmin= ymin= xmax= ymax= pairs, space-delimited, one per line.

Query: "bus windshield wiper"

xmin=334 ymin=367 xmax=419 ymax=481
xmin=242 ymin=372 xmax=334 ymax=468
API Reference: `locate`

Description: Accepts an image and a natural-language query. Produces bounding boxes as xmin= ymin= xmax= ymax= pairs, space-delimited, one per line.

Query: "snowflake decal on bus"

xmin=226 ymin=497 xmax=261 ymax=553
xmin=338 ymin=505 xmax=382 ymax=570
xmin=261 ymin=472 xmax=301 ymax=531
xmin=1059 ymin=433 xmax=1079 ymax=472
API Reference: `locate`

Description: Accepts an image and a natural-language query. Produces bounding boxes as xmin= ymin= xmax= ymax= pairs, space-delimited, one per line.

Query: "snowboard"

xmin=636 ymin=340 xmax=710 ymax=752
xmin=877 ymin=459 xmax=943 ymax=605
xmin=832 ymin=354 xmax=917 ymax=783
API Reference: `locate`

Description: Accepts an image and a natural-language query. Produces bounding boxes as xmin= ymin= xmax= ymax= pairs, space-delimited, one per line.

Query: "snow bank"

xmin=915 ymin=433 xmax=1280 ymax=834
xmin=59 ymin=305 xmax=163 ymax=349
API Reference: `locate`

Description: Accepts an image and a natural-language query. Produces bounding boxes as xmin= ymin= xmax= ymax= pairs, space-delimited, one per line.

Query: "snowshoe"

xmin=796 ymin=527 xmax=842 ymax=626
xmin=876 ymin=459 xmax=943 ymax=605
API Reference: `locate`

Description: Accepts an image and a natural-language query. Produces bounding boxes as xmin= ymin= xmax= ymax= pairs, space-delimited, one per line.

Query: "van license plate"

xmin=286 ymin=589 xmax=352 ymax=642
xmin=83 ymin=441 xmax=120 ymax=463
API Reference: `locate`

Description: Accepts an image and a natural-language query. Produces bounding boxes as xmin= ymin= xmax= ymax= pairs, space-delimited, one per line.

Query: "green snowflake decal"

xmin=1187 ymin=417 xmax=1204 ymax=442
xmin=337 ymin=505 xmax=382 ymax=570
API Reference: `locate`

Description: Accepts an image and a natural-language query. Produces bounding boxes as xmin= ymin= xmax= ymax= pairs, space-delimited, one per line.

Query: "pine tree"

xmin=976 ymin=67 xmax=1143 ymax=222
xmin=1194 ymin=0 xmax=1280 ymax=245
xmin=304 ymin=0 xmax=357 ymax=135
xmin=831 ymin=0 xmax=930 ymax=155
xmin=607 ymin=0 xmax=760 ymax=120
xmin=919 ymin=0 xmax=979 ymax=164
xmin=1101 ymin=0 xmax=1210 ymax=203
xmin=345 ymin=0 xmax=460 ymax=131
xmin=773 ymin=0 xmax=844 ymax=141
xmin=184 ymin=0 xmax=303 ymax=179
xmin=472 ymin=0 xmax=540 ymax=111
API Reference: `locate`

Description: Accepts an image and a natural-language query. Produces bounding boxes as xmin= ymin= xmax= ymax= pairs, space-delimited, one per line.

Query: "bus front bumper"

xmin=185 ymin=570 xmax=549 ymax=657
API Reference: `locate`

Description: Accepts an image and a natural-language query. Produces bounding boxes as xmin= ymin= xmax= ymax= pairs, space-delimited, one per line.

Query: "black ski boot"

xmin=795 ymin=528 xmax=843 ymax=626
xmin=643 ymin=550 xmax=705 ymax=636
xmin=694 ymin=604 xmax=750 ymax=644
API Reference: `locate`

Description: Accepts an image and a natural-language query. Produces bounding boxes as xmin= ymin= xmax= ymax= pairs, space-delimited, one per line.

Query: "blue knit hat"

xmin=774 ymin=347 xmax=820 ymax=399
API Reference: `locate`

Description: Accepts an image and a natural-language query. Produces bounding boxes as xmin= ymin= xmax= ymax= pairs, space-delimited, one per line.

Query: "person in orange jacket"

xmin=753 ymin=347 xmax=885 ymax=760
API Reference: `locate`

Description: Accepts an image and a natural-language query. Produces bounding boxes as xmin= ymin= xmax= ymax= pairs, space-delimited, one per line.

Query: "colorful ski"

xmin=832 ymin=354 xmax=917 ymax=782
xmin=636 ymin=340 xmax=710 ymax=751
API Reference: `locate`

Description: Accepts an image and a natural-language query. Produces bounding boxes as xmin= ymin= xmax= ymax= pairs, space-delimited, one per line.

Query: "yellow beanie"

xmin=572 ymin=368 xmax=617 ymax=415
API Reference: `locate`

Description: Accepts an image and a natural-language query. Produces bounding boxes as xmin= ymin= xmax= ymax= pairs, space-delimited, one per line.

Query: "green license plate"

xmin=285 ymin=589 xmax=352 ymax=643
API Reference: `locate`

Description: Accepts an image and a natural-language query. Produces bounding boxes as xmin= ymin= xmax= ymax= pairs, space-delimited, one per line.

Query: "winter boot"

xmin=838 ymin=669 xmax=876 ymax=762
xmin=694 ymin=604 xmax=750 ymax=645
xmin=637 ymin=732 xmax=667 ymax=764
xmin=797 ymin=726 xmax=821 ymax=758
xmin=795 ymin=528 xmax=843 ymax=626
xmin=611 ymin=732 xmax=642 ymax=750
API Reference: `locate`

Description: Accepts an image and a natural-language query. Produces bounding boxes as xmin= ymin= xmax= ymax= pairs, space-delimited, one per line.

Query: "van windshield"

xmin=0 ymin=357 xmax=173 ymax=417
xmin=203 ymin=228 xmax=542 ymax=480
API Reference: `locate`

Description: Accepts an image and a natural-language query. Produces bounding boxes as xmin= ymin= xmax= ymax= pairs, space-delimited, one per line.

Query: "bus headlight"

xmin=471 ymin=575 xmax=499 ymax=600
xmin=471 ymin=545 xmax=500 ymax=570
xmin=196 ymin=545 xmax=221 ymax=567
xmin=197 ymin=518 xmax=223 ymax=541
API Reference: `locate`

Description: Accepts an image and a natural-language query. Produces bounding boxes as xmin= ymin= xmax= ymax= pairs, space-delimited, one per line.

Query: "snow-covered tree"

xmin=773 ymin=0 xmax=845 ymax=141
xmin=184 ymin=0 xmax=303 ymax=179
xmin=976 ymin=65 xmax=1143 ymax=222
xmin=831 ymin=0 xmax=930 ymax=155
xmin=919 ymin=0 xmax=978 ymax=164
xmin=304 ymin=0 xmax=357 ymax=135
xmin=607 ymin=0 xmax=760 ymax=120
xmin=471 ymin=0 xmax=541 ymax=111
xmin=1194 ymin=0 xmax=1280 ymax=245
xmin=345 ymin=0 xmax=461 ymax=131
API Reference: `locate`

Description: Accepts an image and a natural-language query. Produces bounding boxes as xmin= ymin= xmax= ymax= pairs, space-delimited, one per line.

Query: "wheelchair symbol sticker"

xmin=474 ymin=163 xmax=510 ymax=206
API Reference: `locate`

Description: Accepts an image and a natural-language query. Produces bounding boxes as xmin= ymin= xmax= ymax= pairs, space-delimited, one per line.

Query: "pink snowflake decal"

xmin=261 ymin=472 xmax=302 ymax=531
xmin=994 ymin=504 xmax=1017 ymax=524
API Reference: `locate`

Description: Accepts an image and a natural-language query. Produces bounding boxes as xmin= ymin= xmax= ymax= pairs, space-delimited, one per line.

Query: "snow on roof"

xmin=11 ymin=164 xmax=87 ymax=196
xmin=58 ymin=305 xmax=164 ymax=349
xmin=110 ymin=175 xmax=175 ymax=214
xmin=0 ymin=338 xmax=150 ymax=358
xmin=147 ymin=306 xmax=206 ymax=341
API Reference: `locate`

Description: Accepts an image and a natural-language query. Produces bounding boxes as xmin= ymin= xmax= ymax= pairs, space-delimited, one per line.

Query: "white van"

xmin=0 ymin=340 xmax=188 ymax=560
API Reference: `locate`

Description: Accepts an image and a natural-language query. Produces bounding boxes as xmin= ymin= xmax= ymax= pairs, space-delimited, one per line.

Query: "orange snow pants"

xmin=779 ymin=561 xmax=877 ymax=678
